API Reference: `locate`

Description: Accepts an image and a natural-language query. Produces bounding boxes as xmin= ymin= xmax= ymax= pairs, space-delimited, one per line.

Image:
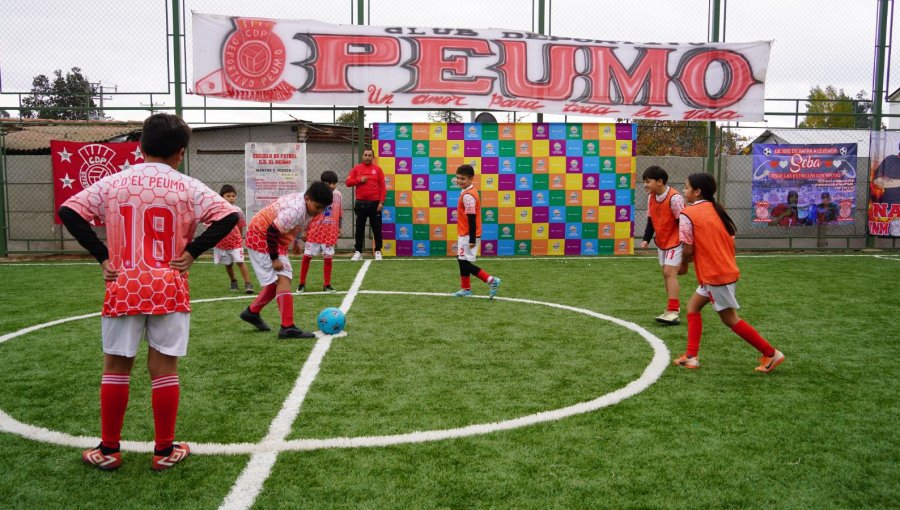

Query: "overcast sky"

xmin=0 ymin=0 xmax=890 ymax=133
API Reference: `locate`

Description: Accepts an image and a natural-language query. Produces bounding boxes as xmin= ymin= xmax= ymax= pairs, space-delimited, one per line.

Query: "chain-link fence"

xmin=1 ymin=0 xmax=898 ymax=254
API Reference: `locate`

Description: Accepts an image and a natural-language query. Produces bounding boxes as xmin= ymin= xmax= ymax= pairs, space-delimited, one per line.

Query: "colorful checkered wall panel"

xmin=373 ymin=123 xmax=636 ymax=257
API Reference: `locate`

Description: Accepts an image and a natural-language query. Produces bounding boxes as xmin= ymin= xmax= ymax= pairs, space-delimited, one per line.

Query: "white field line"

xmin=0 ymin=290 xmax=668 ymax=457
xmin=218 ymin=260 xmax=372 ymax=510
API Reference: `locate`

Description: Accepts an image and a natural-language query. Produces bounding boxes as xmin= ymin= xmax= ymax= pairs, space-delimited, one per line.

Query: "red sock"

xmin=151 ymin=374 xmax=180 ymax=452
xmin=323 ymin=257 xmax=333 ymax=286
xmin=100 ymin=373 xmax=130 ymax=450
xmin=475 ymin=269 xmax=491 ymax=283
xmin=300 ymin=255 xmax=312 ymax=285
xmin=667 ymin=298 xmax=680 ymax=312
xmin=731 ymin=320 xmax=775 ymax=356
xmin=276 ymin=291 xmax=294 ymax=327
xmin=686 ymin=312 xmax=702 ymax=357
xmin=249 ymin=283 xmax=277 ymax=313
xmin=460 ymin=275 xmax=471 ymax=290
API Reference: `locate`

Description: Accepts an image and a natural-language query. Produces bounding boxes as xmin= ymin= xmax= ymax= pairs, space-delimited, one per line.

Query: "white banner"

xmin=244 ymin=142 xmax=307 ymax=219
xmin=193 ymin=13 xmax=771 ymax=122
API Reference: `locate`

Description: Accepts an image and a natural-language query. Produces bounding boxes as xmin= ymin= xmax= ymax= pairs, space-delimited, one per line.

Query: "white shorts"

xmin=101 ymin=313 xmax=190 ymax=358
xmin=213 ymin=247 xmax=244 ymax=265
xmin=695 ymin=283 xmax=740 ymax=312
xmin=248 ymin=249 xmax=293 ymax=286
xmin=457 ymin=235 xmax=480 ymax=262
xmin=657 ymin=244 xmax=683 ymax=267
xmin=303 ymin=242 xmax=335 ymax=258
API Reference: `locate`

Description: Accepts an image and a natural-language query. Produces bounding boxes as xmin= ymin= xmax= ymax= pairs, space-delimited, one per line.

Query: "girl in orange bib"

xmin=674 ymin=173 xmax=785 ymax=373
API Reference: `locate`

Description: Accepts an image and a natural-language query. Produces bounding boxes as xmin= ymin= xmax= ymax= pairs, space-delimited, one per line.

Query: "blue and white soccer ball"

xmin=317 ymin=307 xmax=345 ymax=334
xmin=763 ymin=147 xmax=772 ymax=156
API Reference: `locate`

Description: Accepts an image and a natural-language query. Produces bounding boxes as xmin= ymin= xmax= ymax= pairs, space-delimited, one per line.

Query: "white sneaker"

xmin=655 ymin=310 xmax=680 ymax=325
xmin=351 ymin=251 xmax=362 ymax=261
xmin=374 ymin=251 xmax=383 ymax=260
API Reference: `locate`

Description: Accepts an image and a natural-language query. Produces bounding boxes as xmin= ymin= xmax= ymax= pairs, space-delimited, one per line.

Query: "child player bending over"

xmin=240 ymin=182 xmax=333 ymax=339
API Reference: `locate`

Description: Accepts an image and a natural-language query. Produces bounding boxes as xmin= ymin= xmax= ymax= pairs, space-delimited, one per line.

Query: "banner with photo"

xmin=751 ymin=143 xmax=856 ymax=227
xmin=193 ymin=12 xmax=770 ymax=121
xmin=868 ymin=131 xmax=900 ymax=237
xmin=373 ymin=122 xmax=636 ymax=257
xmin=51 ymin=140 xmax=143 ymax=225
xmin=244 ymin=143 xmax=307 ymax=219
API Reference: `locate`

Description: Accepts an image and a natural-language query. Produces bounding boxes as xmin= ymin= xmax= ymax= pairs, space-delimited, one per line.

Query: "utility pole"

xmin=90 ymin=82 xmax=117 ymax=120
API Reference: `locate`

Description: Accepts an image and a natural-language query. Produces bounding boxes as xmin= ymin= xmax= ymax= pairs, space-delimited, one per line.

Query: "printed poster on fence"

xmin=868 ymin=131 xmax=900 ymax=237
xmin=244 ymin=142 xmax=307 ymax=219
xmin=51 ymin=140 xmax=143 ymax=225
xmin=193 ymin=12 xmax=771 ymax=121
xmin=373 ymin=122 xmax=636 ymax=257
xmin=751 ymin=143 xmax=856 ymax=227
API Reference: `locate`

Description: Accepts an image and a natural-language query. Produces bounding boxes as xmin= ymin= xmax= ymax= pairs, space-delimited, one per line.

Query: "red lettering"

xmin=891 ymin=204 xmax=900 ymax=217
xmin=296 ymin=34 xmax=400 ymax=92
xmin=683 ymin=109 xmax=741 ymax=120
xmin=872 ymin=203 xmax=888 ymax=217
xmin=583 ymin=47 xmax=672 ymax=106
xmin=493 ymin=41 xmax=580 ymax=100
xmin=789 ymin=153 xmax=823 ymax=172
xmin=676 ymin=49 xmax=759 ymax=109
xmin=868 ymin=221 xmax=889 ymax=235
xmin=400 ymin=37 xmax=493 ymax=94
xmin=634 ymin=106 xmax=667 ymax=118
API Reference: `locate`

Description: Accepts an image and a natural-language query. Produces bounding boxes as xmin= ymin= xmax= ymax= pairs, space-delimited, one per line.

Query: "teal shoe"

xmin=488 ymin=277 xmax=502 ymax=299
xmin=452 ymin=288 xmax=473 ymax=297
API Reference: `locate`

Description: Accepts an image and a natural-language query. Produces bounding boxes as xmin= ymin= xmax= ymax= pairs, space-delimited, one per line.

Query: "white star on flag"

xmin=59 ymin=173 xmax=74 ymax=189
xmin=118 ymin=160 xmax=132 ymax=172
xmin=131 ymin=147 xmax=143 ymax=160
xmin=58 ymin=148 xmax=72 ymax=163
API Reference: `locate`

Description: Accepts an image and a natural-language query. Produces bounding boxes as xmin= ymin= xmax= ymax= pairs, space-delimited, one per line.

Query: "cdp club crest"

xmin=77 ymin=144 xmax=119 ymax=188
xmin=224 ymin=19 xmax=286 ymax=91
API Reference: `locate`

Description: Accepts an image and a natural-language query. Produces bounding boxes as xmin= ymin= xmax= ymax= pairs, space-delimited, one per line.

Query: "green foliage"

xmin=335 ymin=109 xmax=360 ymax=125
xmin=0 ymin=255 xmax=898 ymax=509
xmin=630 ymin=119 xmax=746 ymax=156
xmin=20 ymin=67 xmax=100 ymax=120
xmin=799 ymin=85 xmax=872 ymax=128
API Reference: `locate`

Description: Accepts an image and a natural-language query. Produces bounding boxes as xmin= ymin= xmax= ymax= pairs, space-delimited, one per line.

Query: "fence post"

xmin=867 ymin=0 xmax=891 ymax=248
xmin=0 ymin=124 xmax=7 ymax=257
xmin=536 ymin=0 xmax=545 ymax=124
xmin=705 ymin=0 xmax=722 ymax=175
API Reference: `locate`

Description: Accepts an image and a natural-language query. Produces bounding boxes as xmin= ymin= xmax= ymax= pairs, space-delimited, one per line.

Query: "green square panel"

xmin=549 ymin=190 xmax=567 ymax=206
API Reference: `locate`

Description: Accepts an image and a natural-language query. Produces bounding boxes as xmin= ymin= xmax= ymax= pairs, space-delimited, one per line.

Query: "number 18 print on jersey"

xmin=62 ymin=163 xmax=236 ymax=317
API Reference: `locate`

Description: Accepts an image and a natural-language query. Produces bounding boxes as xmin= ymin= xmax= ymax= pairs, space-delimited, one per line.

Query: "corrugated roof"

xmin=2 ymin=120 xmax=142 ymax=153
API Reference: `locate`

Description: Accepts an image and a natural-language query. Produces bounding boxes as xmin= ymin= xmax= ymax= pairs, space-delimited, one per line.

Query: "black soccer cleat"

xmin=278 ymin=325 xmax=316 ymax=339
xmin=240 ymin=307 xmax=271 ymax=332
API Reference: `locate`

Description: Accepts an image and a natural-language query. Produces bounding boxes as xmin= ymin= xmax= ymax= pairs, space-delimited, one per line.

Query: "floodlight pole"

xmin=536 ymin=0 xmax=545 ymax=124
xmin=355 ymin=0 xmax=366 ymax=162
xmin=171 ymin=0 xmax=189 ymax=174
xmin=868 ymin=0 xmax=891 ymax=248
xmin=705 ymin=0 xmax=721 ymax=175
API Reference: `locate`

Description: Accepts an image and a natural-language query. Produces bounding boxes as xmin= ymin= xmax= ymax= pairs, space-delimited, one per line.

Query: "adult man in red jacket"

xmin=346 ymin=148 xmax=386 ymax=260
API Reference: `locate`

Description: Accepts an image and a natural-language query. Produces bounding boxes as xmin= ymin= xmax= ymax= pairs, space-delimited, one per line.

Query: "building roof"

xmin=742 ymin=128 xmax=871 ymax=156
xmin=1 ymin=119 xmax=366 ymax=153
xmin=1 ymin=119 xmax=141 ymax=153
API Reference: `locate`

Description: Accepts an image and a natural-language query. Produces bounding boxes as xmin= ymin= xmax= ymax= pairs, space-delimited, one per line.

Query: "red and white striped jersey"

xmin=246 ymin=192 xmax=314 ymax=255
xmin=62 ymin=163 xmax=236 ymax=317
xmin=305 ymin=190 xmax=342 ymax=245
xmin=215 ymin=206 xmax=246 ymax=250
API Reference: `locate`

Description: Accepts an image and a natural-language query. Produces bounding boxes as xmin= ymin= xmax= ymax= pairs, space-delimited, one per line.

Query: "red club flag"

xmin=52 ymin=140 xmax=143 ymax=224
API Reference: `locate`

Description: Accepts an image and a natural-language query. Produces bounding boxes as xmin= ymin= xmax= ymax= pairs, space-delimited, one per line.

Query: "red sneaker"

xmin=82 ymin=444 xmax=122 ymax=471
xmin=151 ymin=443 xmax=190 ymax=471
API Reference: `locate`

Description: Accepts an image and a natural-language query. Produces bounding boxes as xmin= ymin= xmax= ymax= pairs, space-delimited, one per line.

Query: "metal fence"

xmin=1 ymin=0 xmax=898 ymax=254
